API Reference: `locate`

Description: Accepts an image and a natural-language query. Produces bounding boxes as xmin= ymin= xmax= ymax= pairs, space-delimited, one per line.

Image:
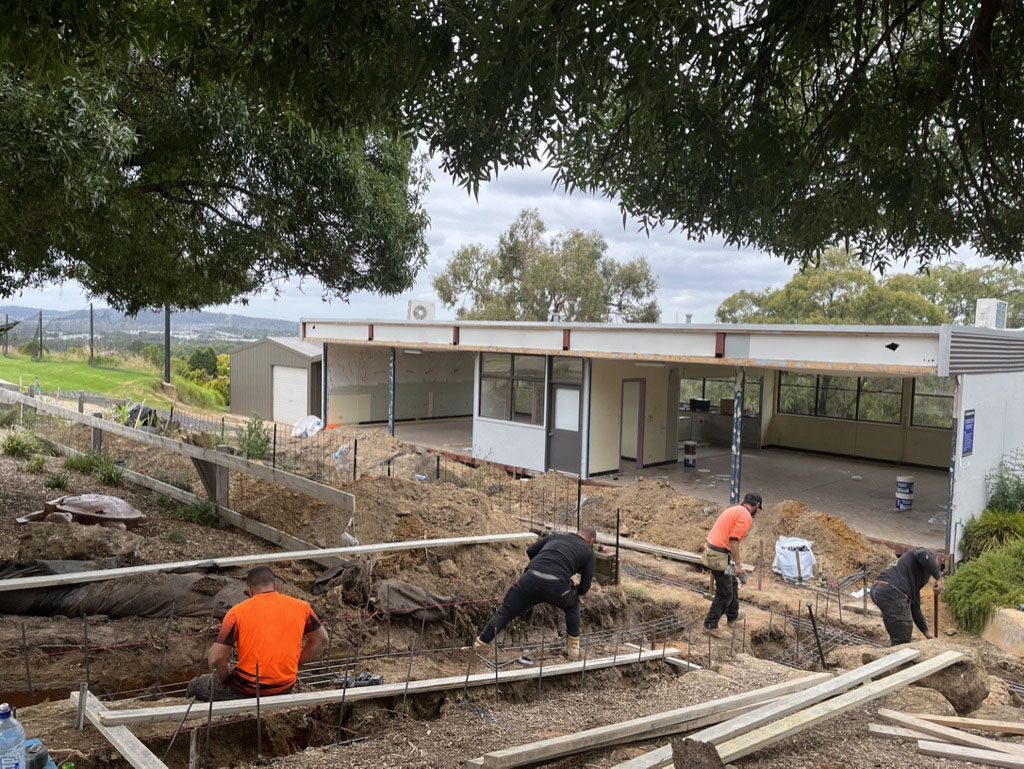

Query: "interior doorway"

xmin=620 ymin=379 xmax=646 ymax=469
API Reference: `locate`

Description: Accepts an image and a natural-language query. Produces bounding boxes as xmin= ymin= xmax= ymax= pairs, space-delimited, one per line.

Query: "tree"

xmin=0 ymin=54 xmax=429 ymax=313
xmin=5 ymin=2 xmax=1023 ymax=271
xmin=716 ymin=248 xmax=948 ymax=325
xmin=887 ymin=264 xmax=1024 ymax=328
xmin=187 ymin=347 xmax=218 ymax=378
xmin=433 ymin=209 xmax=659 ymax=323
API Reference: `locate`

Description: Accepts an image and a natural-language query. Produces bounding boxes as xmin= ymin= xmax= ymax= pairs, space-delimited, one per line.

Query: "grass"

xmin=43 ymin=472 xmax=70 ymax=490
xmin=95 ymin=454 xmax=124 ymax=486
xmin=171 ymin=374 xmax=227 ymax=411
xmin=64 ymin=452 xmax=102 ymax=473
xmin=0 ymin=352 xmax=168 ymax=404
xmin=2 ymin=428 xmax=41 ymax=458
xmin=0 ymin=407 xmax=16 ymax=428
xmin=170 ymin=500 xmax=221 ymax=527
xmin=945 ymin=538 xmax=1024 ymax=633
xmin=959 ymin=509 xmax=1024 ymax=561
xmin=24 ymin=455 xmax=46 ymax=473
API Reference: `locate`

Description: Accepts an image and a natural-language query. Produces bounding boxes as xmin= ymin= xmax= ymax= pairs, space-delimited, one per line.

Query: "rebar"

xmin=82 ymin=614 xmax=91 ymax=689
xmin=161 ymin=697 xmax=197 ymax=762
xmin=20 ymin=624 xmax=34 ymax=705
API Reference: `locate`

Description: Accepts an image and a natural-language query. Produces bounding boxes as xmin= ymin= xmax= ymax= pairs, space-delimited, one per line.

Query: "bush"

xmin=142 ymin=343 xmax=164 ymax=368
xmin=187 ymin=347 xmax=219 ymax=377
xmin=959 ymin=509 xmax=1024 ymax=561
xmin=43 ymin=472 xmax=70 ymax=490
xmin=171 ymin=500 xmax=221 ymax=527
xmin=238 ymin=415 xmax=271 ymax=460
xmin=0 ymin=407 xmax=17 ymax=428
xmin=24 ymin=456 xmax=46 ymax=473
xmin=64 ymin=452 xmax=101 ymax=473
xmin=168 ymin=530 xmax=188 ymax=544
xmin=986 ymin=454 xmax=1024 ymax=514
xmin=945 ymin=539 xmax=1024 ymax=634
xmin=96 ymin=455 xmax=124 ymax=486
xmin=216 ymin=354 xmax=230 ymax=379
xmin=172 ymin=375 xmax=227 ymax=410
xmin=207 ymin=377 xmax=230 ymax=405
xmin=2 ymin=428 xmax=40 ymax=458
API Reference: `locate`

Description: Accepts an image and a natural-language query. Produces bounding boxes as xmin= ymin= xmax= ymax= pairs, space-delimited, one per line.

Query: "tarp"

xmin=771 ymin=536 xmax=817 ymax=583
xmin=373 ymin=579 xmax=454 ymax=622
xmin=292 ymin=415 xmax=323 ymax=439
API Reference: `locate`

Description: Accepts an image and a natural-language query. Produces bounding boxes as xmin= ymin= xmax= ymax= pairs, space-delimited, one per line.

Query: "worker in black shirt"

xmin=474 ymin=526 xmax=598 ymax=660
xmin=871 ymin=547 xmax=945 ymax=646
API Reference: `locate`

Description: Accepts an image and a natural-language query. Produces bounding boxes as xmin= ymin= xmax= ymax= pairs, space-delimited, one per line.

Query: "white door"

xmin=272 ymin=365 xmax=308 ymax=424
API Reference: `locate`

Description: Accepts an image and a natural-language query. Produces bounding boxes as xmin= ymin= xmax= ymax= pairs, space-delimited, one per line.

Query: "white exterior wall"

xmin=950 ymin=372 xmax=1024 ymax=555
xmin=471 ymin=353 xmax=548 ymax=471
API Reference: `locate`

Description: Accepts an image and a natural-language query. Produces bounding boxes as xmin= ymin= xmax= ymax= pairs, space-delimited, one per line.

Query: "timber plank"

xmin=867 ymin=723 xmax=937 ymax=742
xmin=913 ymin=715 xmax=1024 ymax=737
xmin=70 ymin=691 xmax=167 ymax=769
xmin=878 ymin=710 xmax=1024 ymax=758
xmin=918 ymin=740 xmax=1024 ymax=768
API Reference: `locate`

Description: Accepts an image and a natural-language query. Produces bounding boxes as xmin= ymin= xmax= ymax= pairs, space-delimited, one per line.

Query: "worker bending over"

xmin=187 ymin=567 xmax=328 ymax=701
xmin=702 ymin=492 xmax=762 ymax=637
xmin=871 ymin=547 xmax=945 ymax=645
xmin=475 ymin=526 xmax=597 ymax=660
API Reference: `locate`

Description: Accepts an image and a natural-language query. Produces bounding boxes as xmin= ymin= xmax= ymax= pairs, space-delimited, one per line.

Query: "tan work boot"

xmin=473 ymin=636 xmax=492 ymax=652
xmin=727 ymin=611 xmax=745 ymax=627
xmin=566 ymin=635 xmax=581 ymax=660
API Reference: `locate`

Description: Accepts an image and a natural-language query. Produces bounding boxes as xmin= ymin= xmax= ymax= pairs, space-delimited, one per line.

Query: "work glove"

xmin=725 ymin=562 xmax=736 ymax=577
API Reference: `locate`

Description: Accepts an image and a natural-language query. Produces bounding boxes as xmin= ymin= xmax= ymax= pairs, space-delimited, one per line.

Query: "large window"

xmin=679 ymin=377 xmax=762 ymax=417
xmin=479 ymin=353 xmax=545 ymax=425
xmin=778 ymin=373 xmax=902 ymax=424
xmin=912 ymin=376 xmax=955 ymax=428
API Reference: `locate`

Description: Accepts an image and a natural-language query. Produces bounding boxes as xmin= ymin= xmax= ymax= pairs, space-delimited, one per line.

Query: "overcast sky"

xmin=9 ymin=154 xmax=980 ymax=323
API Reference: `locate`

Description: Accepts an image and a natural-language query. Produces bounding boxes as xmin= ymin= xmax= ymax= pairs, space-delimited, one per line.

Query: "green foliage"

xmin=171 ymin=500 xmax=221 ymax=527
xmin=168 ymin=530 xmax=188 ymax=545
xmin=434 ymin=209 xmax=659 ymax=322
xmin=945 ymin=539 xmax=1024 ymax=634
xmin=960 ymin=510 xmax=1024 ymax=562
xmin=2 ymin=428 xmax=40 ymax=458
xmin=24 ymin=455 xmax=45 ymax=473
xmin=238 ymin=415 xmax=272 ymax=460
xmin=171 ymin=375 xmax=227 ymax=410
xmin=187 ymin=347 xmax=219 ymax=377
xmin=216 ymin=354 xmax=230 ymax=379
xmin=141 ymin=344 xmax=164 ymax=369
xmin=64 ymin=452 xmax=101 ymax=474
xmin=986 ymin=454 xmax=1024 ymax=514
xmin=0 ymin=407 xmax=17 ymax=428
xmin=18 ymin=340 xmax=43 ymax=358
xmin=43 ymin=472 xmax=70 ymax=490
xmin=206 ymin=377 xmax=230 ymax=405
xmin=95 ymin=455 xmax=124 ymax=486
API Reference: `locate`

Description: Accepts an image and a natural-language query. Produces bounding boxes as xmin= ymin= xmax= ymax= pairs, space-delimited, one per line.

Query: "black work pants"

xmin=704 ymin=569 xmax=739 ymax=629
xmin=871 ymin=581 xmax=913 ymax=645
xmin=479 ymin=571 xmax=580 ymax=643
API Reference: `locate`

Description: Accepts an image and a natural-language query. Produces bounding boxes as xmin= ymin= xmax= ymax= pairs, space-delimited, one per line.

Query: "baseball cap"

xmin=742 ymin=492 xmax=763 ymax=510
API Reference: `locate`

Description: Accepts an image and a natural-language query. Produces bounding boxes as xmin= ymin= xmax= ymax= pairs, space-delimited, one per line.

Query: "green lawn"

xmin=0 ymin=354 xmax=167 ymax=404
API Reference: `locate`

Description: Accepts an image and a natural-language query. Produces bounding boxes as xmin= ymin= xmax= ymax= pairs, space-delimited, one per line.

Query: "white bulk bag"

xmin=771 ymin=536 xmax=817 ymax=583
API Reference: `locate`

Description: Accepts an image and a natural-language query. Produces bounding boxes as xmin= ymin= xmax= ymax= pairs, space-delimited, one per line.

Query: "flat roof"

xmin=301 ymin=319 xmax=1024 ymax=376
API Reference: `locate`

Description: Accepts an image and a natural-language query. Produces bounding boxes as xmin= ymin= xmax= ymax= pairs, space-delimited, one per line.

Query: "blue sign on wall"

xmin=962 ymin=409 xmax=975 ymax=457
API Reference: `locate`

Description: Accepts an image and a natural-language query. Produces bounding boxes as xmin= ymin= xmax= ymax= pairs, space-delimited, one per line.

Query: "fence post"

xmin=90 ymin=413 xmax=103 ymax=454
xmin=272 ymin=424 xmax=277 ymax=469
xmin=352 ymin=438 xmax=358 ymax=480
xmin=221 ymin=417 xmax=225 ymax=441
xmin=78 ymin=395 xmax=84 ymax=414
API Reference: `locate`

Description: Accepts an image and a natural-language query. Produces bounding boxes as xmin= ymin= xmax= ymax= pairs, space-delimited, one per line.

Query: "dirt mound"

xmin=18 ymin=521 xmax=142 ymax=560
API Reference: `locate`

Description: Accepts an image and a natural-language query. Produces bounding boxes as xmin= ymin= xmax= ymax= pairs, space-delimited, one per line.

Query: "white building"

xmin=302 ymin=318 xmax=1024 ymax=556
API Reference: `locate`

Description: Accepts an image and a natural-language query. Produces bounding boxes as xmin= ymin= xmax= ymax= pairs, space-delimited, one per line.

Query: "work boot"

xmin=566 ymin=635 xmax=581 ymax=661
xmin=727 ymin=611 xmax=745 ymax=627
xmin=703 ymin=625 xmax=725 ymax=639
xmin=473 ymin=636 xmax=492 ymax=652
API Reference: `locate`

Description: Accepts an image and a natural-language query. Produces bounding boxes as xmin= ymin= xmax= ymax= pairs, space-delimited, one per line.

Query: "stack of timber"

xmin=871 ymin=709 xmax=1024 ymax=767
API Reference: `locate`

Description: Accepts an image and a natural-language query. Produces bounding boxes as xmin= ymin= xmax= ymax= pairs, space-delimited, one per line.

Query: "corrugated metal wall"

xmin=947 ymin=329 xmax=1024 ymax=374
xmin=230 ymin=341 xmax=319 ymax=420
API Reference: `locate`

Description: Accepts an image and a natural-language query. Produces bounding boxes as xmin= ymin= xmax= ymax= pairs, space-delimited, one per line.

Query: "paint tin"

xmin=683 ymin=440 xmax=697 ymax=468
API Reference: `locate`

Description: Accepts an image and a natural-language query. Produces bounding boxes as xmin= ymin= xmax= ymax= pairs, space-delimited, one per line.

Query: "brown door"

xmin=548 ymin=384 xmax=582 ymax=474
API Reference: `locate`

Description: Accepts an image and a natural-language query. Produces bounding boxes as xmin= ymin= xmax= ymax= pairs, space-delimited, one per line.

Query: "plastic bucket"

xmin=896 ymin=475 xmax=915 ymax=511
xmin=683 ymin=440 xmax=697 ymax=468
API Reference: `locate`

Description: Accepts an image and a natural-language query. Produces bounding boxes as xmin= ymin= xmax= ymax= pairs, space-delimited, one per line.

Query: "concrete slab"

xmin=395 ymin=417 xmax=473 ymax=453
xmin=611 ymin=446 xmax=949 ymax=550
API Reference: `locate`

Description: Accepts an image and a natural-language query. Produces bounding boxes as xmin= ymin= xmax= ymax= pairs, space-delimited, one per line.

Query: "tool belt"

xmin=700 ymin=543 xmax=731 ymax=573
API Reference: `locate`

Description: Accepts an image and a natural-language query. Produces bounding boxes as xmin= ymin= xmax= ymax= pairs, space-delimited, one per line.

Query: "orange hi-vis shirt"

xmin=706 ymin=504 xmax=753 ymax=552
xmin=216 ymin=591 xmax=321 ymax=695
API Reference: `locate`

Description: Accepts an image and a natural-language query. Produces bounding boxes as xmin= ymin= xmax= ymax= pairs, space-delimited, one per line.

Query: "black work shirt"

xmin=879 ymin=547 xmax=942 ymax=634
xmin=525 ymin=533 xmax=596 ymax=596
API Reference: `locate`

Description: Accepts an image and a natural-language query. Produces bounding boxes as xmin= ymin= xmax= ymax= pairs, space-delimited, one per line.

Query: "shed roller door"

xmin=272 ymin=365 xmax=308 ymax=425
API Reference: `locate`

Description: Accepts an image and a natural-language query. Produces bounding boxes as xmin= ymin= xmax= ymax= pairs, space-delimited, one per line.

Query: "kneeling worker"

xmin=187 ymin=567 xmax=328 ymax=701
xmin=702 ymin=492 xmax=762 ymax=637
xmin=475 ymin=526 xmax=597 ymax=660
xmin=871 ymin=547 xmax=944 ymax=646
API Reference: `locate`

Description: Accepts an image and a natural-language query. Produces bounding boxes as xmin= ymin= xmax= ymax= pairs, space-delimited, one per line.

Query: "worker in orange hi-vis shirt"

xmin=700 ymin=492 xmax=763 ymax=638
xmin=187 ymin=567 xmax=328 ymax=701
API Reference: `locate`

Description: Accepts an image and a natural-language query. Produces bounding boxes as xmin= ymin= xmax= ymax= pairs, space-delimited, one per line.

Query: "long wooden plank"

xmin=476 ymin=673 xmax=829 ymax=768
xmin=713 ymin=651 xmax=965 ymax=764
xmin=914 ymin=714 xmax=1024 ymax=737
xmin=878 ymin=710 xmax=1024 ymax=758
xmin=689 ymin=648 xmax=921 ymax=744
xmin=0 ymin=388 xmax=355 ymax=511
xmin=70 ymin=690 xmax=167 ymax=769
xmin=919 ymin=741 xmax=1024 ymax=768
xmin=0 ymin=532 xmax=536 ymax=592
xmin=100 ymin=649 xmax=679 ymax=727
xmin=868 ymin=723 xmax=939 ymax=742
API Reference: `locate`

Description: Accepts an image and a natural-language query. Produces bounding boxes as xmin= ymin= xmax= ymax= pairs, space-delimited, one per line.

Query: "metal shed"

xmin=229 ymin=336 xmax=323 ymax=423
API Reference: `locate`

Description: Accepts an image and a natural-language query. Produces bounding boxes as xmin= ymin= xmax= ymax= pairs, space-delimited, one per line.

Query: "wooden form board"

xmin=867 ymin=723 xmax=936 ymax=742
xmin=0 ymin=388 xmax=355 ymax=511
xmin=473 ymin=673 xmax=829 ymax=768
xmin=712 ymin=651 xmax=965 ymax=764
xmin=878 ymin=710 xmax=1024 ymax=758
xmin=70 ymin=690 xmax=168 ymax=769
xmin=918 ymin=740 xmax=1024 ymax=768
xmin=913 ymin=714 xmax=1024 ymax=737
xmin=0 ymin=532 xmax=536 ymax=592
xmin=99 ymin=648 xmax=680 ymax=727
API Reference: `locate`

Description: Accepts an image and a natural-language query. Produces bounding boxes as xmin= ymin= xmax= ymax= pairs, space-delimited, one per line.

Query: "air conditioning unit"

xmin=975 ymin=298 xmax=1008 ymax=329
xmin=407 ymin=300 xmax=436 ymax=321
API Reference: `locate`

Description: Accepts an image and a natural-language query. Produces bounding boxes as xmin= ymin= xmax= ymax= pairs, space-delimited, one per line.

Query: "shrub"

xmin=986 ymin=454 xmax=1024 ymax=513
xmin=24 ymin=455 xmax=46 ymax=473
xmin=238 ymin=415 xmax=271 ymax=460
xmin=43 ymin=472 xmax=70 ymax=490
xmin=142 ymin=343 xmax=164 ymax=368
xmin=216 ymin=354 xmax=230 ymax=379
xmin=959 ymin=509 xmax=1024 ymax=561
xmin=95 ymin=454 xmax=124 ymax=486
xmin=207 ymin=377 xmax=230 ymax=405
xmin=945 ymin=539 xmax=1024 ymax=634
xmin=187 ymin=346 xmax=219 ymax=377
xmin=2 ymin=428 xmax=40 ymax=458
xmin=171 ymin=500 xmax=221 ymax=527
xmin=64 ymin=452 xmax=101 ymax=473
xmin=168 ymin=530 xmax=188 ymax=544
xmin=172 ymin=375 xmax=227 ymax=410
xmin=0 ymin=407 xmax=17 ymax=428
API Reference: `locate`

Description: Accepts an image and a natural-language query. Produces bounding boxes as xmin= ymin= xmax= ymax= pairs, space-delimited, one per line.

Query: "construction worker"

xmin=186 ymin=567 xmax=328 ymax=701
xmin=871 ymin=547 xmax=945 ymax=646
xmin=475 ymin=526 xmax=598 ymax=660
xmin=701 ymin=492 xmax=762 ymax=637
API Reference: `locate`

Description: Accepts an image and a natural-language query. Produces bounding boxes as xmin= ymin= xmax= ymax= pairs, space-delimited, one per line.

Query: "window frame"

xmin=478 ymin=352 xmax=547 ymax=425
xmin=911 ymin=377 xmax=955 ymax=429
xmin=777 ymin=373 xmax=904 ymax=424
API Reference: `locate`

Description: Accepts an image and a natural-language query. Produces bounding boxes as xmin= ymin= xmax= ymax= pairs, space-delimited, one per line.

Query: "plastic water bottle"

xmin=0 ymin=703 xmax=25 ymax=769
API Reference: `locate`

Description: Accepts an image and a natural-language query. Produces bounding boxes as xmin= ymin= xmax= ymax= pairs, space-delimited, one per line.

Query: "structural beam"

xmin=99 ymin=648 xmax=679 ymax=727
xmin=0 ymin=532 xmax=536 ymax=592
xmin=70 ymin=690 xmax=168 ymax=769
xmin=730 ymin=367 xmax=744 ymax=505
xmin=388 ymin=346 xmax=396 ymax=437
